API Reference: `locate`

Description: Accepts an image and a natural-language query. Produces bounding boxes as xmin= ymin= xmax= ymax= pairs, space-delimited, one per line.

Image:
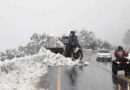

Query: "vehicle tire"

xmin=125 ymin=71 xmax=128 ymax=76
xmin=61 ymin=48 xmax=66 ymax=56
xmin=125 ymin=68 xmax=129 ymax=76
xmin=96 ymin=58 xmax=99 ymax=61
xmin=74 ymin=50 xmax=83 ymax=60
xmin=112 ymin=69 xmax=117 ymax=75
xmin=112 ymin=64 xmax=117 ymax=75
xmin=71 ymin=53 xmax=75 ymax=61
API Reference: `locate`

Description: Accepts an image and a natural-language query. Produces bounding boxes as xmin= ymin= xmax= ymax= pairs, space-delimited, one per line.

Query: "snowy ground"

xmin=0 ymin=52 xmax=47 ymax=90
xmin=0 ymin=48 xmax=89 ymax=90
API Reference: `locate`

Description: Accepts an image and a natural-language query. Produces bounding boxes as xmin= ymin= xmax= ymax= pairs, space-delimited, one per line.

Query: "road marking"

xmin=127 ymin=83 xmax=130 ymax=90
xmin=124 ymin=77 xmax=130 ymax=82
xmin=117 ymin=83 xmax=121 ymax=90
xmin=56 ymin=66 xmax=61 ymax=90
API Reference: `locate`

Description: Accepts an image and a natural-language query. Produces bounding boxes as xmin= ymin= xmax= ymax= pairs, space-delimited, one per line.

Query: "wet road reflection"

xmin=67 ymin=66 xmax=79 ymax=86
xmin=112 ymin=75 xmax=130 ymax=90
xmin=44 ymin=51 xmax=130 ymax=90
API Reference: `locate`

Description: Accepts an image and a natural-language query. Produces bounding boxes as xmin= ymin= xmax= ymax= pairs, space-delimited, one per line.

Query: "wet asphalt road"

xmin=44 ymin=51 xmax=130 ymax=90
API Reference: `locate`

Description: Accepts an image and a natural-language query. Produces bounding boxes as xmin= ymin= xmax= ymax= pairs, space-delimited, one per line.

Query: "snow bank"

xmin=40 ymin=36 xmax=64 ymax=48
xmin=39 ymin=48 xmax=81 ymax=66
xmin=0 ymin=54 xmax=47 ymax=90
xmin=0 ymin=47 xmax=83 ymax=90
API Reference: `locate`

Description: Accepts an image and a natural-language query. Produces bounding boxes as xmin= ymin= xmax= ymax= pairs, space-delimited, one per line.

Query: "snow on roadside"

xmin=0 ymin=54 xmax=47 ymax=90
xmin=39 ymin=48 xmax=81 ymax=66
xmin=0 ymin=47 xmax=84 ymax=90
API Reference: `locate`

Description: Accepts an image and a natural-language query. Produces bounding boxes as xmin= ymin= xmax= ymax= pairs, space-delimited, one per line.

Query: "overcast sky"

xmin=0 ymin=0 xmax=130 ymax=51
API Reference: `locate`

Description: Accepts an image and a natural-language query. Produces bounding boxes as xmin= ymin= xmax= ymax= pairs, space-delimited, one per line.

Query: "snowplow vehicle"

xmin=61 ymin=36 xmax=83 ymax=60
xmin=40 ymin=33 xmax=83 ymax=61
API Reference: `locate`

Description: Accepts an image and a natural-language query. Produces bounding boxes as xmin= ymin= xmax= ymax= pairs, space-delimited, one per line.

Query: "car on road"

xmin=96 ymin=49 xmax=112 ymax=61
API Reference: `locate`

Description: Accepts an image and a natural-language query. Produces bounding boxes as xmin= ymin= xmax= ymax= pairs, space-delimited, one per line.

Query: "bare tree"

xmin=101 ymin=41 xmax=112 ymax=49
xmin=78 ymin=29 xmax=96 ymax=49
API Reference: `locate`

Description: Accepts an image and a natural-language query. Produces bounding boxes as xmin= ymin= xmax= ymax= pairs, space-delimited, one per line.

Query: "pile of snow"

xmin=40 ymin=36 xmax=64 ymax=48
xmin=0 ymin=47 xmax=88 ymax=90
xmin=39 ymin=48 xmax=81 ymax=66
xmin=0 ymin=54 xmax=47 ymax=90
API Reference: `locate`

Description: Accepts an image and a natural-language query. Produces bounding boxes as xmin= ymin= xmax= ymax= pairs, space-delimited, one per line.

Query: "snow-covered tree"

xmin=78 ymin=29 xmax=112 ymax=49
xmin=25 ymin=33 xmax=47 ymax=55
xmin=78 ymin=29 xmax=97 ymax=49
xmin=123 ymin=29 xmax=130 ymax=46
xmin=101 ymin=41 xmax=112 ymax=49
xmin=0 ymin=52 xmax=7 ymax=61
xmin=96 ymin=39 xmax=103 ymax=49
xmin=26 ymin=42 xmax=40 ymax=55
xmin=5 ymin=49 xmax=15 ymax=59
xmin=0 ymin=33 xmax=47 ymax=61
xmin=30 ymin=33 xmax=41 ymax=42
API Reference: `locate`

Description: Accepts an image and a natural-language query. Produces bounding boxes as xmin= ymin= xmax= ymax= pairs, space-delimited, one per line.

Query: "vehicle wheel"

xmin=112 ymin=64 xmax=117 ymax=75
xmin=71 ymin=53 xmax=75 ymax=61
xmin=125 ymin=71 xmax=128 ymax=76
xmin=61 ymin=49 xmax=66 ymax=56
xmin=112 ymin=69 xmax=117 ymax=75
xmin=79 ymin=50 xmax=83 ymax=60
xmin=96 ymin=58 xmax=99 ymax=61
xmin=74 ymin=50 xmax=83 ymax=60
xmin=125 ymin=69 xmax=129 ymax=76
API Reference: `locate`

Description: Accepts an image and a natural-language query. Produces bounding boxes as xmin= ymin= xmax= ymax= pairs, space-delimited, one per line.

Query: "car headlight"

xmin=116 ymin=62 xmax=120 ymax=64
xmin=127 ymin=62 xmax=130 ymax=64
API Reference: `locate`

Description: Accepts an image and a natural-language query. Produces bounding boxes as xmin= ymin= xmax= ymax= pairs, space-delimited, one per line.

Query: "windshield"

xmin=99 ymin=50 xmax=110 ymax=53
xmin=61 ymin=37 xmax=70 ymax=44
